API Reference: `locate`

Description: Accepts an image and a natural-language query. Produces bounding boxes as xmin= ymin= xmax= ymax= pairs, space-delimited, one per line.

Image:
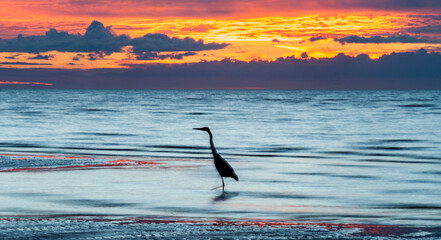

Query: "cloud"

xmin=4 ymin=54 xmax=20 ymax=59
xmin=309 ymin=36 xmax=326 ymax=42
xmin=0 ymin=21 xmax=228 ymax=54
xmin=129 ymin=33 xmax=227 ymax=53
xmin=180 ymin=24 xmax=213 ymax=33
xmin=0 ymin=62 xmax=52 ymax=65
xmin=0 ymin=81 xmax=52 ymax=86
xmin=334 ymin=34 xmax=439 ymax=44
xmin=72 ymin=54 xmax=85 ymax=61
xmin=407 ymin=24 xmax=441 ymax=34
xmin=135 ymin=51 xmax=196 ymax=60
xmin=28 ymin=54 xmax=54 ymax=60
xmin=87 ymin=51 xmax=108 ymax=61
xmin=1 ymin=49 xmax=440 ymax=89
xmin=3 ymin=0 xmax=441 ymax=19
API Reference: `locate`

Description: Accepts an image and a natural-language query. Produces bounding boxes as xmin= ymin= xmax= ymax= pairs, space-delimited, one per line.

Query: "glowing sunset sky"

xmin=1 ymin=0 xmax=441 ymax=89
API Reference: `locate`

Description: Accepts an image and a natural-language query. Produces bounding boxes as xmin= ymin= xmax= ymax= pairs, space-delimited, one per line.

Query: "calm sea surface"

xmin=0 ymin=90 xmax=440 ymax=226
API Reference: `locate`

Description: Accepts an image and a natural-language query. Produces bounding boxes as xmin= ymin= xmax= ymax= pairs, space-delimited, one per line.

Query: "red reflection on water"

xmin=328 ymin=223 xmax=418 ymax=236
xmin=81 ymin=217 xmax=426 ymax=237
xmin=0 ymin=216 xmax=430 ymax=237
xmin=64 ymin=156 xmax=94 ymax=159
xmin=107 ymin=159 xmax=161 ymax=165
xmin=0 ymin=159 xmax=162 ymax=172
xmin=0 ymin=153 xmax=203 ymax=172
xmin=31 ymin=155 xmax=92 ymax=159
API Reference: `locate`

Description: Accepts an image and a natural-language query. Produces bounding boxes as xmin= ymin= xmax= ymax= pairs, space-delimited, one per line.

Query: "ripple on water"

xmin=397 ymin=104 xmax=437 ymax=108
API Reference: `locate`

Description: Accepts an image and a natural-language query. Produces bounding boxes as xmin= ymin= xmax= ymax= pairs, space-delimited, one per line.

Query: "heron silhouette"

xmin=194 ymin=127 xmax=238 ymax=191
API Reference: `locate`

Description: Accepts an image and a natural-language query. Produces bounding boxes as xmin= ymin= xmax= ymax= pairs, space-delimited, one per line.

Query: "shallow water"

xmin=0 ymin=90 xmax=440 ymax=226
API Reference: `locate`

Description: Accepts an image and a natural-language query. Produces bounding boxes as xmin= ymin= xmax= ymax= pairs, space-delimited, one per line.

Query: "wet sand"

xmin=1 ymin=153 xmax=441 ymax=239
xmin=1 ymin=216 xmax=440 ymax=239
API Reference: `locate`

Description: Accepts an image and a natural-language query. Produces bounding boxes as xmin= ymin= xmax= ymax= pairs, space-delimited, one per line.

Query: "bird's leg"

xmin=222 ymin=177 xmax=225 ymax=192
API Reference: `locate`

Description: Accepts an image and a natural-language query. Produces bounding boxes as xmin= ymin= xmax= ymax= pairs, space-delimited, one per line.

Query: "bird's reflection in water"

xmin=213 ymin=191 xmax=239 ymax=202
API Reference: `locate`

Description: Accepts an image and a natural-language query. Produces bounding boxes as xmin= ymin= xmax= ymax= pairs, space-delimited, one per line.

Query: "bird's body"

xmin=194 ymin=127 xmax=238 ymax=191
xmin=213 ymin=153 xmax=239 ymax=181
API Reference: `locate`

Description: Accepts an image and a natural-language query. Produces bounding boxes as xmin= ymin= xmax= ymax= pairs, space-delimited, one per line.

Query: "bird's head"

xmin=193 ymin=127 xmax=211 ymax=133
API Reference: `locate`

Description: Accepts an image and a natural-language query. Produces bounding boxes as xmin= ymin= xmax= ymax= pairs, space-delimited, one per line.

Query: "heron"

xmin=193 ymin=127 xmax=238 ymax=191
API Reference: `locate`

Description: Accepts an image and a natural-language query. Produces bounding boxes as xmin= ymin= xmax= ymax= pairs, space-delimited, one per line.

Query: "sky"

xmin=1 ymin=0 xmax=441 ymax=89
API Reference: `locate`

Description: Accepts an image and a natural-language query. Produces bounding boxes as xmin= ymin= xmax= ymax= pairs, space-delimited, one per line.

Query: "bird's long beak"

xmin=193 ymin=128 xmax=204 ymax=131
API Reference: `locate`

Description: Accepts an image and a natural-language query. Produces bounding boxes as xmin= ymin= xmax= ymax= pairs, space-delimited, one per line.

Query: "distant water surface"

xmin=0 ymin=90 xmax=440 ymax=226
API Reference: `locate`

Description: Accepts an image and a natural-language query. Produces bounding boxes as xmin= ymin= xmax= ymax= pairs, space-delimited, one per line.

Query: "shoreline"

xmin=1 ymin=216 xmax=440 ymax=239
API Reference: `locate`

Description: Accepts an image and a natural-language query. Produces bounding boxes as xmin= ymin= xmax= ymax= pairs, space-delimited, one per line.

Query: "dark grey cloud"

xmin=4 ymin=54 xmax=20 ymax=59
xmin=407 ymin=14 xmax=441 ymax=21
xmin=129 ymin=34 xmax=225 ymax=53
xmin=407 ymin=25 xmax=441 ymax=34
xmin=306 ymin=0 xmax=441 ymax=12
xmin=87 ymin=51 xmax=108 ymax=61
xmin=0 ymin=21 xmax=228 ymax=54
xmin=1 ymin=49 xmax=440 ymax=89
xmin=28 ymin=54 xmax=54 ymax=60
xmin=136 ymin=51 xmax=196 ymax=60
xmin=72 ymin=54 xmax=85 ymax=61
xmin=350 ymin=0 xmax=441 ymax=10
xmin=335 ymin=34 xmax=439 ymax=44
xmin=309 ymin=36 xmax=326 ymax=42
xmin=0 ymin=62 xmax=52 ymax=65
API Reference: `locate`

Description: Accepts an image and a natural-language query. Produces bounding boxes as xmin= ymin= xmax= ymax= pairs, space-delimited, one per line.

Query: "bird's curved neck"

xmin=208 ymin=132 xmax=218 ymax=155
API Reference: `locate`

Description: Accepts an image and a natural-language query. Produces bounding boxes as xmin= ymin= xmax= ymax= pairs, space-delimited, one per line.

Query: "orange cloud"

xmin=2 ymin=0 xmax=441 ymax=20
xmin=0 ymin=81 xmax=53 ymax=85
xmin=1 ymin=1 xmax=441 ymax=68
xmin=4 ymin=15 xmax=438 ymax=42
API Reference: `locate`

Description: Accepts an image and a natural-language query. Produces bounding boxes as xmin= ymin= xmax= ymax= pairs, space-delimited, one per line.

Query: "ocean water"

xmin=0 ymin=90 xmax=440 ymax=227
